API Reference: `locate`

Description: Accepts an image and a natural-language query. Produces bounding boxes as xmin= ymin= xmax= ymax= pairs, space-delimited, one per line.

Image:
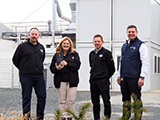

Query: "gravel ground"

xmin=0 ymin=88 xmax=160 ymax=120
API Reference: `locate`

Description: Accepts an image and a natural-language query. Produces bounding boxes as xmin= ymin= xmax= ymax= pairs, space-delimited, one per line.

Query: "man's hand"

xmin=117 ymin=77 xmax=121 ymax=85
xmin=138 ymin=78 xmax=144 ymax=87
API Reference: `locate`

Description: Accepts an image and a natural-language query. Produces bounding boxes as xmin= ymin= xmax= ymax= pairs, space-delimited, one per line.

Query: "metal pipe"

xmin=57 ymin=0 xmax=71 ymax=22
xmin=52 ymin=0 xmax=57 ymax=47
xmin=109 ymin=0 xmax=114 ymax=51
xmin=109 ymin=0 xmax=112 ymax=51
xmin=48 ymin=20 xmax=52 ymax=32
xmin=12 ymin=65 xmax=14 ymax=89
xmin=154 ymin=0 xmax=160 ymax=6
xmin=109 ymin=0 xmax=114 ymax=89
xmin=109 ymin=0 xmax=113 ymax=51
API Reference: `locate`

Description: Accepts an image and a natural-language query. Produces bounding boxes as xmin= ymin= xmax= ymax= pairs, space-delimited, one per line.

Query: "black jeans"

xmin=120 ymin=77 xmax=142 ymax=119
xmin=120 ymin=77 xmax=141 ymax=102
xmin=90 ymin=79 xmax=111 ymax=120
xmin=20 ymin=77 xmax=46 ymax=120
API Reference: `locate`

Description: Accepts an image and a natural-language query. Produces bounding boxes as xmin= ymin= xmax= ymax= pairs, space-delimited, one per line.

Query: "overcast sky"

xmin=0 ymin=0 xmax=160 ymax=23
xmin=0 ymin=0 xmax=71 ymax=23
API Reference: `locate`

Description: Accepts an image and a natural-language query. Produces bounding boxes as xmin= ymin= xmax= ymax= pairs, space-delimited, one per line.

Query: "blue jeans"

xmin=20 ymin=77 xmax=46 ymax=120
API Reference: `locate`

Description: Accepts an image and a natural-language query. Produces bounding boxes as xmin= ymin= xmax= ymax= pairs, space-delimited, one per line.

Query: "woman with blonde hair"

xmin=50 ymin=37 xmax=81 ymax=117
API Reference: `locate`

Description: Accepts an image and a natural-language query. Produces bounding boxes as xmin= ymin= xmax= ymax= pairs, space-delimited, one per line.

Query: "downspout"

xmin=110 ymin=0 xmax=114 ymax=52
xmin=110 ymin=0 xmax=114 ymax=89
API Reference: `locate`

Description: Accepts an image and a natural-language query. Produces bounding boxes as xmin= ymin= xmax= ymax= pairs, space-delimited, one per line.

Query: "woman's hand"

xmin=55 ymin=63 xmax=64 ymax=70
xmin=61 ymin=60 xmax=67 ymax=66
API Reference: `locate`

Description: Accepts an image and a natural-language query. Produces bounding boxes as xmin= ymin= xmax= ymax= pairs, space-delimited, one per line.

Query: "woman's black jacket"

xmin=50 ymin=51 xmax=81 ymax=88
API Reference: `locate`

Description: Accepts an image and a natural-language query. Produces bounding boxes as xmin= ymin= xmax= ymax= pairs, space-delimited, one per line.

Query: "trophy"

xmin=56 ymin=53 xmax=63 ymax=66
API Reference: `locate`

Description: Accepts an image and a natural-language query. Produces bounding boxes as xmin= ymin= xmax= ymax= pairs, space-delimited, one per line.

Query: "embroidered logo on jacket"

xmin=130 ymin=47 xmax=136 ymax=49
xmin=99 ymin=54 xmax=103 ymax=58
xmin=40 ymin=49 xmax=43 ymax=53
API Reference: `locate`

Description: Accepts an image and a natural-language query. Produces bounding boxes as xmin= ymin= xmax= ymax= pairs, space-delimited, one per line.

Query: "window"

xmin=158 ymin=57 xmax=160 ymax=73
xmin=154 ymin=55 xmax=160 ymax=74
xmin=117 ymin=56 xmax=121 ymax=71
xmin=155 ymin=56 xmax=157 ymax=73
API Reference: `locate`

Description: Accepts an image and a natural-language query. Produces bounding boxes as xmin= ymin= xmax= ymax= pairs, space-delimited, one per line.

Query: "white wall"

xmin=113 ymin=0 xmax=151 ymax=91
xmin=76 ymin=0 xmax=111 ymax=90
xmin=76 ymin=0 xmax=160 ymax=91
xmin=114 ymin=0 xmax=150 ymax=40
xmin=77 ymin=0 xmax=111 ymax=40
xmin=0 ymin=39 xmax=16 ymax=50
xmin=151 ymin=0 xmax=160 ymax=44
xmin=149 ymin=43 xmax=160 ymax=90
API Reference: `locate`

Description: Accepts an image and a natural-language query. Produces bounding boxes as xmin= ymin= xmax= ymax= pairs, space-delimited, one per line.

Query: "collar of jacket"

xmin=126 ymin=37 xmax=139 ymax=44
xmin=94 ymin=46 xmax=103 ymax=54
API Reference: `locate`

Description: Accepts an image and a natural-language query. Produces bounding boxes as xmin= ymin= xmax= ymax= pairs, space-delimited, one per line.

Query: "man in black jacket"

xmin=12 ymin=27 xmax=46 ymax=120
xmin=89 ymin=34 xmax=115 ymax=120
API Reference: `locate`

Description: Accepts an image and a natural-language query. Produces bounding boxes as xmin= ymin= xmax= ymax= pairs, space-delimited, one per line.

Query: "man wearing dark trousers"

xmin=89 ymin=34 xmax=115 ymax=120
xmin=12 ymin=27 xmax=46 ymax=120
xmin=117 ymin=25 xmax=148 ymax=119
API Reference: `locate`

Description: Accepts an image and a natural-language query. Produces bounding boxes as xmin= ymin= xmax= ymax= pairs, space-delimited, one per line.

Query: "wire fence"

xmin=0 ymin=58 xmax=53 ymax=89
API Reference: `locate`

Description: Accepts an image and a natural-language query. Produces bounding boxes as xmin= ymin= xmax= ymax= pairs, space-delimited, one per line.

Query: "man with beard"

xmin=12 ymin=27 xmax=46 ymax=120
xmin=117 ymin=25 xmax=148 ymax=119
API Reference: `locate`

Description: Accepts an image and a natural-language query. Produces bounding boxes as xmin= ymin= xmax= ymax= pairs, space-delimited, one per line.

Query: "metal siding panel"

xmin=77 ymin=0 xmax=110 ymax=41
xmin=114 ymin=0 xmax=150 ymax=40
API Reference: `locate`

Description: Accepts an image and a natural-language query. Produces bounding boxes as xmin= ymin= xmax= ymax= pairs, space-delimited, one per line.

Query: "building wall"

xmin=149 ymin=43 xmax=160 ymax=90
xmin=151 ymin=1 xmax=160 ymax=45
xmin=77 ymin=0 xmax=111 ymax=40
xmin=76 ymin=0 xmax=160 ymax=91
xmin=0 ymin=39 xmax=16 ymax=49
xmin=112 ymin=0 xmax=151 ymax=91
xmin=76 ymin=0 xmax=111 ymax=90
xmin=149 ymin=1 xmax=160 ymax=90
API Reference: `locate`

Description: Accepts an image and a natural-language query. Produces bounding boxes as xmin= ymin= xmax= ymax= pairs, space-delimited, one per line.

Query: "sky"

xmin=0 ymin=0 xmax=71 ymax=23
xmin=1 ymin=0 xmax=160 ymax=23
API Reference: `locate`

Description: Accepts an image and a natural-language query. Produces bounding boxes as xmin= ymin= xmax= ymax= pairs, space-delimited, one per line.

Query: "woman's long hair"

xmin=56 ymin=37 xmax=75 ymax=54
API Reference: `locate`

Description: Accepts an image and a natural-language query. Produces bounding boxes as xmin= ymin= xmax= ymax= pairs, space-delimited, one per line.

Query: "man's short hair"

xmin=127 ymin=25 xmax=137 ymax=31
xmin=93 ymin=34 xmax=103 ymax=41
xmin=29 ymin=27 xmax=39 ymax=33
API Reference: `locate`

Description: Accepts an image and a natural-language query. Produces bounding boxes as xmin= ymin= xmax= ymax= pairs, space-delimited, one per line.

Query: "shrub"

xmin=118 ymin=93 xmax=147 ymax=120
